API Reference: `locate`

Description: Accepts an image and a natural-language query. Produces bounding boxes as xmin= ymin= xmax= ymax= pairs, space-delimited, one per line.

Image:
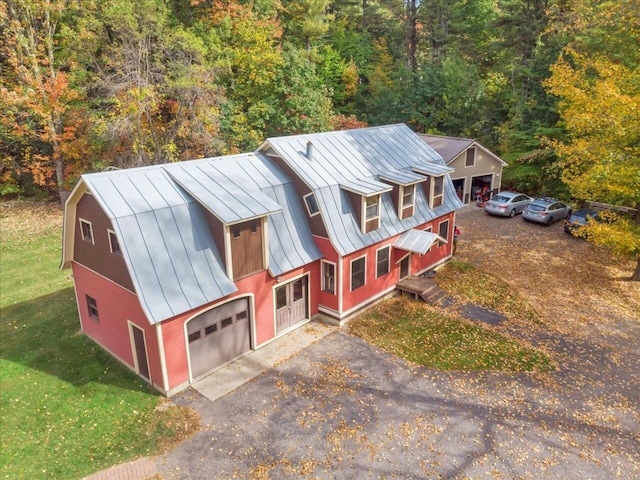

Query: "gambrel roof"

xmin=260 ymin=124 xmax=462 ymax=256
xmin=62 ymin=124 xmax=463 ymax=325
xmin=61 ymin=153 xmax=322 ymax=325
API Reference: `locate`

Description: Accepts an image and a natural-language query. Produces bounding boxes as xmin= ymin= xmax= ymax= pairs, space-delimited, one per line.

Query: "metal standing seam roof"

xmin=379 ymin=169 xmax=427 ymax=186
xmin=263 ymin=124 xmax=463 ymax=256
xmin=83 ymin=168 xmax=238 ymax=325
xmin=164 ymin=161 xmax=282 ymax=224
xmin=340 ymin=178 xmax=393 ymax=196
xmin=394 ymin=229 xmax=446 ymax=255
xmin=80 ymin=152 xmax=321 ymax=324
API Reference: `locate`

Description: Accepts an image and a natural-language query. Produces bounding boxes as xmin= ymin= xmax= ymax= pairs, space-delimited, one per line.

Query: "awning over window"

xmin=393 ymin=229 xmax=446 ymax=255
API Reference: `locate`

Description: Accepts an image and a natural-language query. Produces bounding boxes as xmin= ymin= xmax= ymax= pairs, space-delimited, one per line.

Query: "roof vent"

xmin=306 ymin=141 xmax=314 ymax=160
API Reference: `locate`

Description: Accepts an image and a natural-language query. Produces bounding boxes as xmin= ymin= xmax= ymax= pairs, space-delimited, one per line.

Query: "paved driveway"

xmin=158 ymin=207 xmax=639 ymax=479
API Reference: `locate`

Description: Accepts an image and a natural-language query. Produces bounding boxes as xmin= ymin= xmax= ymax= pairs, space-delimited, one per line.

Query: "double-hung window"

xmin=432 ymin=177 xmax=444 ymax=208
xmin=401 ymin=185 xmax=415 ymax=218
xmin=321 ymin=261 xmax=335 ymax=294
xmin=438 ymin=220 xmax=449 ymax=246
xmin=350 ymin=256 xmax=366 ymax=291
xmin=376 ymin=246 xmax=390 ymax=278
xmin=363 ymin=195 xmax=380 ymax=233
xmin=86 ymin=295 xmax=99 ymax=322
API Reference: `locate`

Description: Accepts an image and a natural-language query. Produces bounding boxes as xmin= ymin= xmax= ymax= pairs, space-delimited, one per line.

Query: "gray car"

xmin=484 ymin=191 xmax=533 ymax=217
xmin=522 ymin=198 xmax=572 ymax=225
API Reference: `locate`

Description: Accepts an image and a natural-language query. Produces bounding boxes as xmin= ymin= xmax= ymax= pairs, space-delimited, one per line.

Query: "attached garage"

xmin=187 ymin=297 xmax=251 ymax=379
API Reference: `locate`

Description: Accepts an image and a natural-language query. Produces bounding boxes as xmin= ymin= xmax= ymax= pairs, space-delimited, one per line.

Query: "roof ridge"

xmin=418 ymin=133 xmax=476 ymax=142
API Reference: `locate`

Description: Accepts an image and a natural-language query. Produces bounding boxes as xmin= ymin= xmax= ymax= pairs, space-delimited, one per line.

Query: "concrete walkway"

xmin=82 ymin=319 xmax=336 ymax=480
xmin=192 ymin=319 xmax=336 ymax=401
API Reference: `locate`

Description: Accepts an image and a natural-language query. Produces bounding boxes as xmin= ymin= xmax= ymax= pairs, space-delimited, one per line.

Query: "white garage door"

xmin=187 ymin=298 xmax=250 ymax=378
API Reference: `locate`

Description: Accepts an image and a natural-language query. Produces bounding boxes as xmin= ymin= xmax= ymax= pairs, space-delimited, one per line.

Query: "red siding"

xmin=339 ymin=214 xmax=454 ymax=313
xmin=315 ymin=237 xmax=340 ymax=312
xmin=72 ymin=263 xmax=163 ymax=390
xmin=158 ymin=262 xmax=321 ymax=391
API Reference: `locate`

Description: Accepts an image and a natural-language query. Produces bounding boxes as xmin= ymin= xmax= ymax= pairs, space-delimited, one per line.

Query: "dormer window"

xmin=364 ymin=195 xmax=380 ymax=233
xmin=304 ymin=193 xmax=320 ymax=216
xmin=433 ymin=176 xmax=444 ymax=208
xmin=340 ymin=178 xmax=390 ymax=234
xmin=401 ymin=184 xmax=415 ymax=218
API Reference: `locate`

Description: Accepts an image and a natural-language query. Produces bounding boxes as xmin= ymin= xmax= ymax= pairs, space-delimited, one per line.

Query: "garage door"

xmin=187 ymin=298 xmax=250 ymax=378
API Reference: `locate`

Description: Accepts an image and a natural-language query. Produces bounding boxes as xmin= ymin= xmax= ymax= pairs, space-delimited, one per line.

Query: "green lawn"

xmin=0 ymin=204 xmax=198 ymax=480
xmin=350 ymin=295 xmax=552 ymax=372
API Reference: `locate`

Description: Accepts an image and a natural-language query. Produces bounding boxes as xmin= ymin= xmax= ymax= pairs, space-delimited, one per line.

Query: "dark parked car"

xmin=484 ymin=191 xmax=533 ymax=217
xmin=522 ymin=198 xmax=572 ymax=225
xmin=564 ymin=208 xmax=600 ymax=235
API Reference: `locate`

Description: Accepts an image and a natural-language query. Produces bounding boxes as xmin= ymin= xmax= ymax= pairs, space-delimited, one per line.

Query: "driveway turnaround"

xmin=161 ymin=326 xmax=639 ymax=479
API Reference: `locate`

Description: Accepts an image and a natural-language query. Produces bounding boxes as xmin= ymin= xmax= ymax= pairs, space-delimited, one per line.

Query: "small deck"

xmin=396 ymin=276 xmax=448 ymax=306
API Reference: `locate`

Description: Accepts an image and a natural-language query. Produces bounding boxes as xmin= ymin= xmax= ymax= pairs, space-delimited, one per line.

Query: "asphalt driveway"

xmin=158 ymin=206 xmax=639 ymax=479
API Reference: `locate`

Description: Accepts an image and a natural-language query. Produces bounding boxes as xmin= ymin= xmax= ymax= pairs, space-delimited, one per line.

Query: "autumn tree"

xmin=545 ymin=0 xmax=640 ymax=280
xmin=93 ymin=0 xmax=223 ymax=167
xmin=0 ymin=0 xmax=89 ymax=203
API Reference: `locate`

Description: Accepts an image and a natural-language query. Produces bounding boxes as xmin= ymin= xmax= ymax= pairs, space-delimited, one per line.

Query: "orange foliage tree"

xmin=0 ymin=0 xmax=89 ymax=203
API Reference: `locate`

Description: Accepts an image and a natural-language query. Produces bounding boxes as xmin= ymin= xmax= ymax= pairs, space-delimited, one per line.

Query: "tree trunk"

xmin=633 ymin=204 xmax=640 ymax=281
xmin=632 ymin=258 xmax=640 ymax=281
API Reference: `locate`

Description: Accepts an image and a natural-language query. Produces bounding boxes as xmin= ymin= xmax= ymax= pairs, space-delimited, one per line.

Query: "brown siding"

xmin=345 ymin=190 xmax=362 ymax=227
xmin=204 ymin=210 xmax=226 ymax=263
xmin=267 ymin=154 xmax=329 ymax=238
xmin=401 ymin=205 xmax=414 ymax=219
xmin=231 ymin=219 xmax=264 ymax=280
xmin=422 ymin=177 xmax=432 ymax=203
xmin=74 ymin=193 xmax=134 ymax=291
xmin=365 ymin=218 xmax=378 ymax=233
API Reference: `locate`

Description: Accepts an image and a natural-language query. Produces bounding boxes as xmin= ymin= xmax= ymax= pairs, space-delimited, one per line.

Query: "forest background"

xmin=1 ymin=0 xmax=639 ymax=276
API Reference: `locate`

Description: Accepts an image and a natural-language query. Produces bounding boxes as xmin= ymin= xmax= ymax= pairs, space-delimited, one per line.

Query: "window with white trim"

xmin=465 ymin=147 xmax=476 ymax=167
xmin=350 ymin=256 xmax=366 ymax=291
xmin=79 ymin=219 xmax=94 ymax=244
xmin=376 ymin=246 xmax=390 ymax=278
xmin=432 ymin=176 xmax=444 ymax=208
xmin=363 ymin=194 xmax=380 ymax=233
xmin=86 ymin=295 xmax=99 ymax=322
xmin=304 ymin=193 xmax=320 ymax=216
xmin=321 ymin=261 xmax=335 ymax=294
xmin=402 ymin=185 xmax=415 ymax=209
xmin=438 ymin=220 xmax=449 ymax=246
xmin=108 ymin=230 xmax=121 ymax=254
xmin=400 ymin=184 xmax=415 ymax=219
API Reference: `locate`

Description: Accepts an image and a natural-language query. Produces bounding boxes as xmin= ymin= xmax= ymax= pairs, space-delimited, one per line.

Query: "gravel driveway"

xmin=160 ymin=206 xmax=640 ymax=479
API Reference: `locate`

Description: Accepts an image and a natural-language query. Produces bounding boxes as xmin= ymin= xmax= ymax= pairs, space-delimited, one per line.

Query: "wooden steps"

xmin=396 ymin=276 xmax=449 ymax=306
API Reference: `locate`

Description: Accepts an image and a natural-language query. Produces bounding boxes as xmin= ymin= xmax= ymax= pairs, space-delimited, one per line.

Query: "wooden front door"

xmin=275 ymin=277 xmax=308 ymax=335
xmin=399 ymin=255 xmax=411 ymax=280
xmin=131 ymin=324 xmax=149 ymax=380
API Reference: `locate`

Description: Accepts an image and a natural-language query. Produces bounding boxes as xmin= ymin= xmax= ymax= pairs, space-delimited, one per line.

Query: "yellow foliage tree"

xmin=545 ymin=5 xmax=640 ymax=279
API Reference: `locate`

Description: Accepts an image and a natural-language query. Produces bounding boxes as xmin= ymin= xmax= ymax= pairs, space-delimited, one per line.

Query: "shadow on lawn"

xmin=0 ymin=287 xmax=154 ymax=393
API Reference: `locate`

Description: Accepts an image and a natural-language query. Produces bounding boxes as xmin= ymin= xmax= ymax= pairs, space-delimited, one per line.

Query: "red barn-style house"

xmin=61 ymin=124 xmax=462 ymax=395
